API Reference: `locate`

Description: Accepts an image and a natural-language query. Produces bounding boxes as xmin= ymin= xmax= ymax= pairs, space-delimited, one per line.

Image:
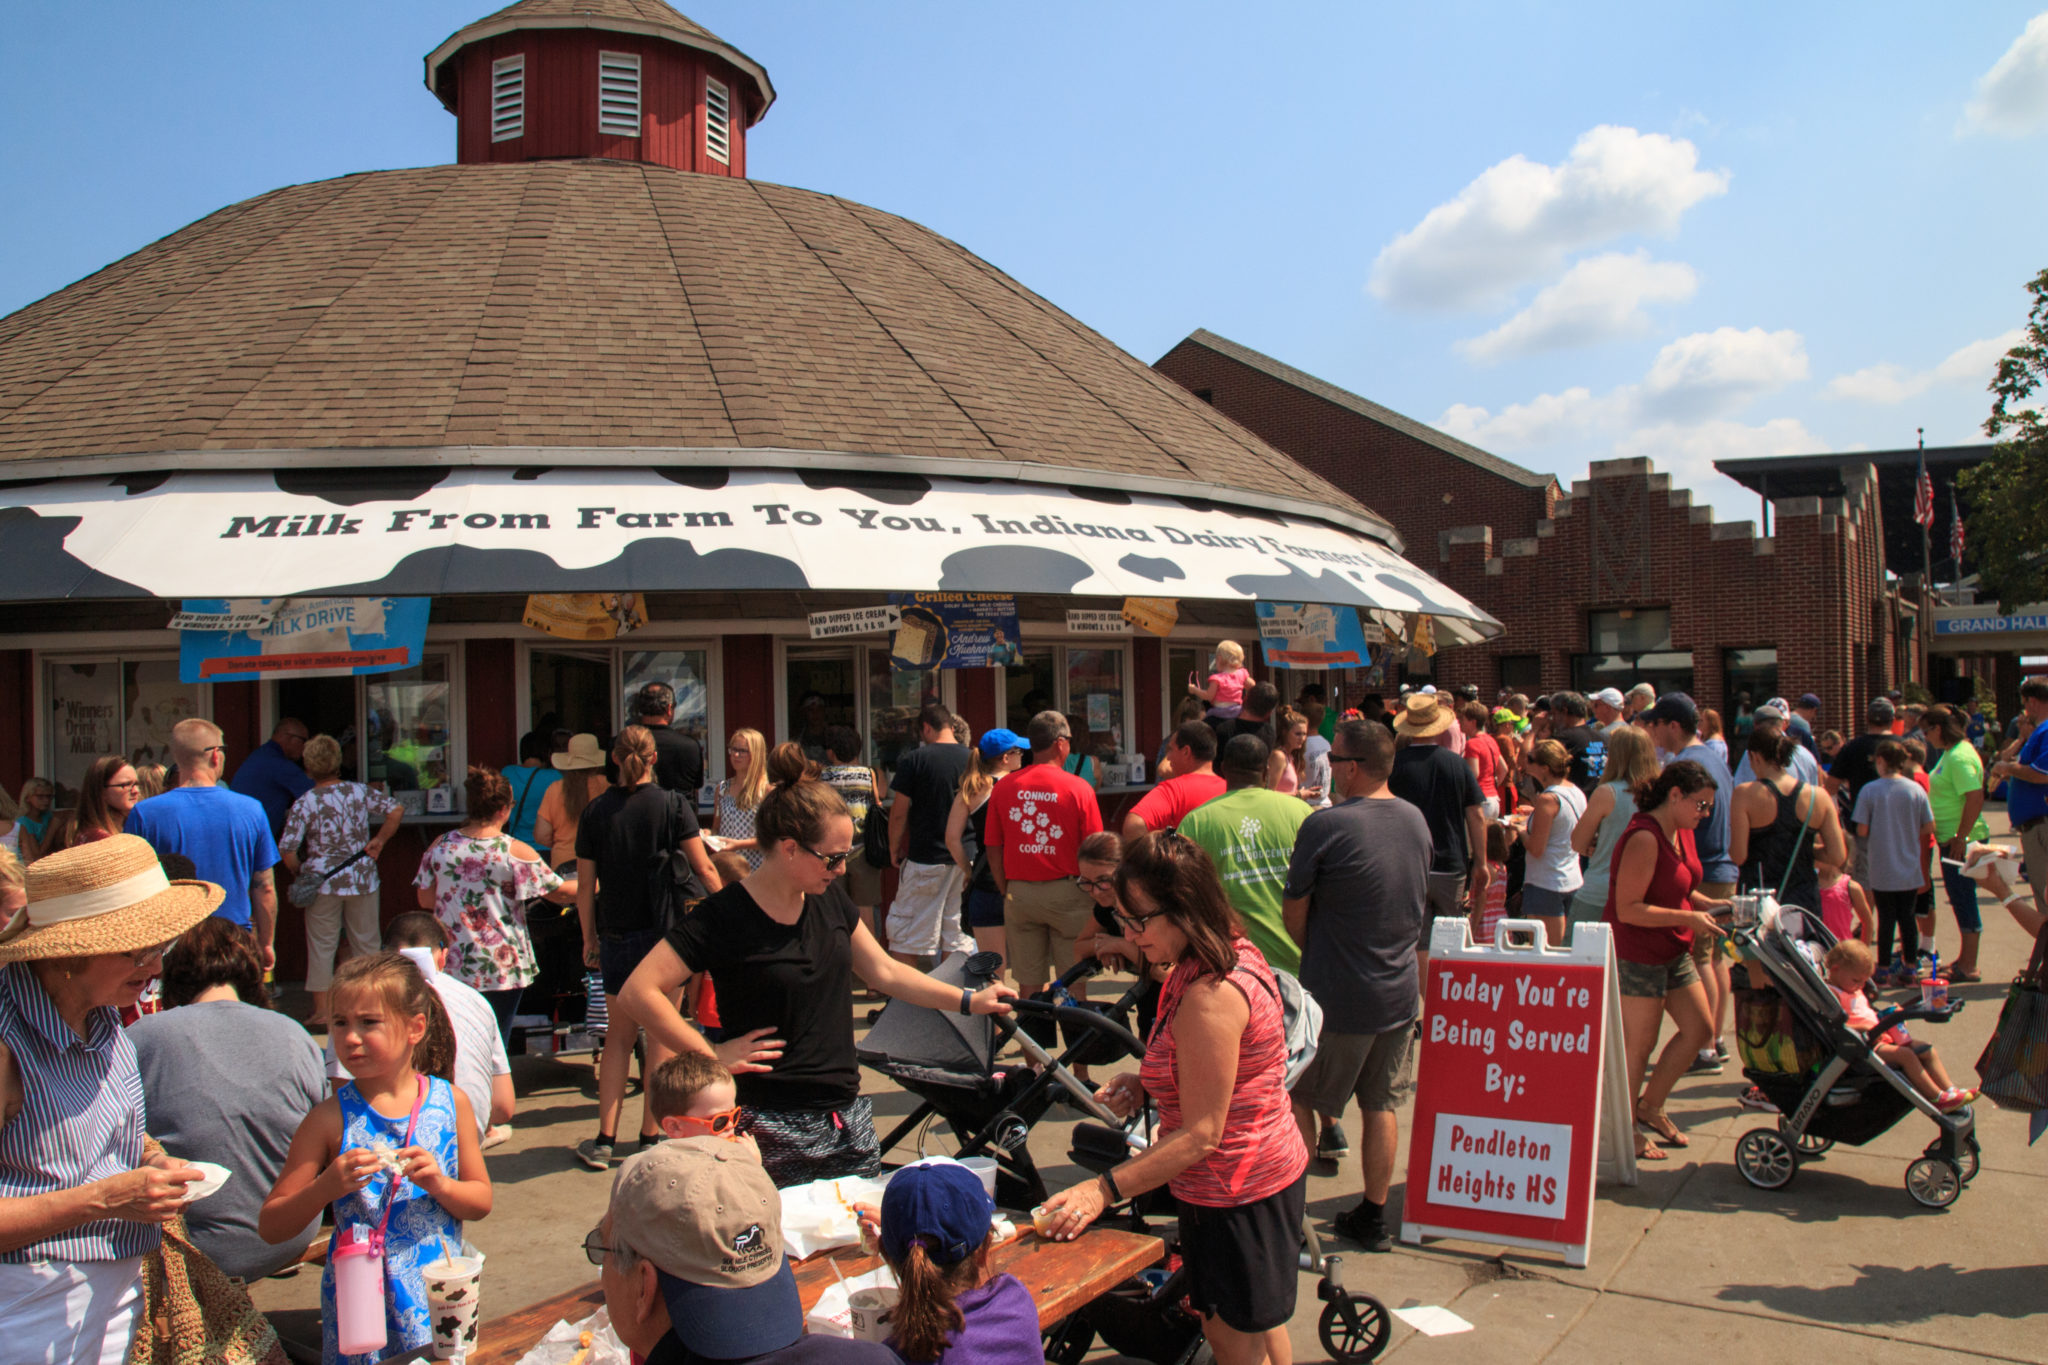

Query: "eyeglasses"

xmin=105 ymin=780 xmax=141 ymax=792
xmin=1690 ymin=798 xmax=1714 ymax=814
xmin=1328 ymin=754 xmax=1363 ymax=766
xmin=583 ymin=1226 xmax=628 ymax=1267
xmin=125 ymin=938 xmax=176 ymax=968
xmin=799 ymin=843 xmax=851 ymax=872
xmin=1114 ymin=908 xmax=1172 ymax=936
xmin=1074 ymin=874 xmax=1115 ymax=892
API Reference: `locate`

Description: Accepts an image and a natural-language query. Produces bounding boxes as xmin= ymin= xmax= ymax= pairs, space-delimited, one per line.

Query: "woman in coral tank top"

xmin=1039 ymin=832 xmax=1308 ymax=1365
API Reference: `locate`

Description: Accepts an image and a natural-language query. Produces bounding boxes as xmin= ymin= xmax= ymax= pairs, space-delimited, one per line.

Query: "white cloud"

xmin=1369 ymin=125 xmax=1729 ymax=311
xmin=1440 ymin=387 xmax=1610 ymax=448
xmin=1456 ymin=252 xmax=1698 ymax=362
xmin=1611 ymin=417 xmax=1826 ymax=501
xmin=1964 ymin=12 xmax=2048 ymax=135
xmin=1639 ymin=326 xmax=1808 ymax=421
xmin=1823 ymin=329 xmax=2023 ymax=403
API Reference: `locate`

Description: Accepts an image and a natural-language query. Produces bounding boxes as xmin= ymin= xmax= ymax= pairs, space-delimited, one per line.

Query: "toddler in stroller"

xmin=1821 ymin=939 xmax=1977 ymax=1112
xmin=1730 ymin=897 xmax=1980 ymax=1207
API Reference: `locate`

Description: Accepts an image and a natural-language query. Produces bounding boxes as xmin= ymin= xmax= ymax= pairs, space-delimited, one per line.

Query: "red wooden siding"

xmin=465 ymin=638 xmax=518 ymax=770
xmin=723 ymin=635 xmax=775 ymax=738
xmin=213 ymin=681 xmax=260 ymax=774
xmin=452 ymin=33 xmax=753 ymax=176
xmin=1132 ymin=637 xmax=1162 ymax=766
xmin=954 ymin=668 xmax=996 ymax=738
xmin=0 ymin=650 xmax=30 ymax=794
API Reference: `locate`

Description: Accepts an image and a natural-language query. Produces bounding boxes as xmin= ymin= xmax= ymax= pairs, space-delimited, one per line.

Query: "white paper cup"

xmin=180 ymin=1161 xmax=231 ymax=1204
xmin=848 ymin=1286 xmax=901 ymax=1344
xmin=420 ymin=1253 xmax=483 ymax=1359
xmin=960 ymin=1157 xmax=998 ymax=1199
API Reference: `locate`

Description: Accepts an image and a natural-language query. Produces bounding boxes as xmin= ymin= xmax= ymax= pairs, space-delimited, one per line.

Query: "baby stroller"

xmin=858 ymin=954 xmax=1390 ymax=1363
xmin=1729 ymin=897 xmax=1980 ymax=1208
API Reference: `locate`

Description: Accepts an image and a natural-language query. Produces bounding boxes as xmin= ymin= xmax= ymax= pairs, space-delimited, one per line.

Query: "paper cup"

xmin=960 ymin=1157 xmax=998 ymax=1199
xmin=420 ymin=1253 xmax=484 ymax=1359
xmin=180 ymin=1161 xmax=231 ymax=1204
xmin=847 ymin=1286 xmax=901 ymax=1344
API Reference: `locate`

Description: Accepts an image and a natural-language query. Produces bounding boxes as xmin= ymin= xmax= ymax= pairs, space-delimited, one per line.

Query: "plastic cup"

xmin=331 ymin=1236 xmax=387 ymax=1358
xmin=960 ymin=1157 xmax=997 ymax=1199
xmin=420 ymin=1253 xmax=483 ymax=1359
xmin=847 ymin=1286 xmax=900 ymax=1343
xmin=1030 ymin=1204 xmax=1058 ymax=1237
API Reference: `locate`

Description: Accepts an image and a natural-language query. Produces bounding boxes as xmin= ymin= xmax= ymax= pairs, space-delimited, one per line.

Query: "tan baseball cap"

xmin=609 ymin=1137 xmax=801 ymax=1357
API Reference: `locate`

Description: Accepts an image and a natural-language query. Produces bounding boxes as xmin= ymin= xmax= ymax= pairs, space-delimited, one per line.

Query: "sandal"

xmin=1635 ymin=1139 xmax=1670 ymax=1162
xmin=1945 ymin=967 xmax=1982 ymax=983
xmin=1635 ymin=1107 xmax=1689 ymax=1148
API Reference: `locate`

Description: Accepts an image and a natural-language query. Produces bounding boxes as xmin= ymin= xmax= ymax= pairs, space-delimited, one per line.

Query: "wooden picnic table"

xmin=377 ymin=1225 xmax=1163 ymax=1364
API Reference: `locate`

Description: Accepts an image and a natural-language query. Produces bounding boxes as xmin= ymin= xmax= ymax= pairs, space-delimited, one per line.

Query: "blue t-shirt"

xmin=2011 ymin=724 xmax=2048 ymax=826
xmin=1678 ymin=742 xmax=1738 ymax=884
xmin=501 ymin=766 xmax=561 ymax=847
xmin=124 ymin=787 xmax=280 ymax=927
xmin=228 ymin=740 xmax=313 ymax=837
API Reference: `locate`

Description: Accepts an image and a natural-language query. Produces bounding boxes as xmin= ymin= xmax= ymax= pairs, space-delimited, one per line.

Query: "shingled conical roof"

xmin=0 ymin=161 xmax=1395 ymax=541
xmin=425 ymin=0 xmax=774 ymax=120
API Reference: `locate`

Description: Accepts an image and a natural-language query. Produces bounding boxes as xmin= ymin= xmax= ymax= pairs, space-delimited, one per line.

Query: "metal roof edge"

xmin=0 ymin=444 xmax=1407 ymax=556
xmin=1169 ymin=329 xmax=1557 ymax=491
xmin=423 ymin=14 xmax=775 ymax=121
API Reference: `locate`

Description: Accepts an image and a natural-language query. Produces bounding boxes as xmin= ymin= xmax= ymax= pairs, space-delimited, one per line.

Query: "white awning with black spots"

xmin=0 ymin=467 xmax=1503 ymax=643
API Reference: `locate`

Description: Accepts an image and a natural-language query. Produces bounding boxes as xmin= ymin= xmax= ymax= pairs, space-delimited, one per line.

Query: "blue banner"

xmin=1255 ymin=601 xmax=1373 ymax=670
xmin=177 ymin=597 xmax=431 ymax=683
xmin=888 ymin=592 xmax=1022 ymax=670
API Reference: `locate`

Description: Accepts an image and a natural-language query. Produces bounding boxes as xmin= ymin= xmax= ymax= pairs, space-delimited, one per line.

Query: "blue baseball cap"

xmin=880 ymin=1160 xmax=992 ymax=1267
xmin=977 ymin=727 xmax=1028 ymax=761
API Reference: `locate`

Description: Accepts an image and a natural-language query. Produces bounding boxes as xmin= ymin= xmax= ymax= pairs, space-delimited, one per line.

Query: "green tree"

xmin=1958 ymin=268 xmax=2048 ymax=611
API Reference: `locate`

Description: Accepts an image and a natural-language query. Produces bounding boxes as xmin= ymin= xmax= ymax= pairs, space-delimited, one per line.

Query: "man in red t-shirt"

xmin=988 ymin=711 xmax=1104 ymax=994
xmin=1121 ymin=721 xmax=1225 ymax=842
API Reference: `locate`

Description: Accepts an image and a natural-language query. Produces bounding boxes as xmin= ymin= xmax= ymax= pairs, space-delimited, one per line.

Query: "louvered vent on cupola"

xmin=705 ymin=76 xmax=731 ymax=165
xmin=491 ymin=55 xmax=525 ymax=141
xmin=599 ymin=52 xmax=642 ymax=136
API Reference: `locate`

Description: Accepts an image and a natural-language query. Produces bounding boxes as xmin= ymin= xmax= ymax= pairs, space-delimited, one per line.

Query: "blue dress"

xmin=320 ymin=1076 xmax=463 ymax=1365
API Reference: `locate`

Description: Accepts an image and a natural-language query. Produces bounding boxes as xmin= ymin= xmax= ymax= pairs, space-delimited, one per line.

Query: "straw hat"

xmin=552 ymin=733 xmax=606 ymax=770
xmin=0 ymin=835 xmax=223 ymax=962
xmin=1394 ymin=693 xmax=1455 ymax=740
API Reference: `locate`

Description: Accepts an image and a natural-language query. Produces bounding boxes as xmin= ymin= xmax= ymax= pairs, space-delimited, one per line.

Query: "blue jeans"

xmin=1938 ymin=858 xmax=1983 ymax=934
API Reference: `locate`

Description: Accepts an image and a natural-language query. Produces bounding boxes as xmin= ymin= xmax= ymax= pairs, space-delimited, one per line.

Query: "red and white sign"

xmin=1401 ymin=919 xmax=1634 ymax=1268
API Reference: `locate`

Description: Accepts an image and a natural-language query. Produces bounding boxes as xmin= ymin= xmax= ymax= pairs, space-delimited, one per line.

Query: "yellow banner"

xmin=1121 ymin=597 xmax=1180 ymax=636
xmin=1409 ymin=612 xmax=1437 ymax=658
xmin=522 ymin=593 xmax=649 ymax=641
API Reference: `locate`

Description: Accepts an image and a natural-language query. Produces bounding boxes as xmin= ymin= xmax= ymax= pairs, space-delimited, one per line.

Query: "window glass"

xmin=1723 ymin=648 xmax=1779 ymax=732
xmin=44 ymin=662 xmax=121 ymax=806
xmin=1066 ymin=647 xmax=1126 ymax=761
xmin=366 ymin=657 xmax=451 ymax=796
xmin=532 ymin=649 xmax=613 ymax=748
xmin=1588 ymin=609 xmax=1673 ymax=655
xmin=622 ymin=648 xmax=709 ymax=761
xmin=867 ymin=652 xmax=940 ymax=777
xmin=124 ymin=661 xmax=201 ymax=775
xmin=786 ymin=651 xmax=858 ymax=766
xmin=1498 ymin=655 xmax=1543 ymax=697
xmin=1004 ymin=649 xmax=1059 ymax=734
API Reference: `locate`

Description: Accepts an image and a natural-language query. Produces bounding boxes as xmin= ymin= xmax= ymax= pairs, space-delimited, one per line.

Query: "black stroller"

xmin=857 ymin=953 xmax=1391 ymax=1362
xmin=1729 ymin=899 xmax=1980 ymax=1207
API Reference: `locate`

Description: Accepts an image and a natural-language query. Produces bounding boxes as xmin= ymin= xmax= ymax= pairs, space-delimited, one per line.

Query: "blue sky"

xmin=5 ymin=2 xmax=2045 ymax=522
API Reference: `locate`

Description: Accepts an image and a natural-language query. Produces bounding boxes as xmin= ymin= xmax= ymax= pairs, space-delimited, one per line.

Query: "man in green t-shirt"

xmin=1926 ymin=705 xmax=1990 ymax=980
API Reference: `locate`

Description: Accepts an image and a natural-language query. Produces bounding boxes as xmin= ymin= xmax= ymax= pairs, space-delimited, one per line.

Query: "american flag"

xmin=1950 ymin=490 xmax=1965 ymax=565
xmin=1913 ymin=453 xmax=1935 ymax=529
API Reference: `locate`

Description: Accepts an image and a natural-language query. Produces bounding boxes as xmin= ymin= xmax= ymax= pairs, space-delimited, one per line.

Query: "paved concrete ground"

xmin=250 ymin=813 xmax=2048 ymax=1362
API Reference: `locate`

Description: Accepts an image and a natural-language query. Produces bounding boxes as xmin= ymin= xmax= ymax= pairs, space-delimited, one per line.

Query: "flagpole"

xmin=1918 ymin=428 xmax=1931 ymax=695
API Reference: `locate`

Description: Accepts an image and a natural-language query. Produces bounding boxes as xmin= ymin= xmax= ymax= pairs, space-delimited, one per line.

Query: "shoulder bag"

xmin=1976 ymin=925 xmax=2048 ymax=1112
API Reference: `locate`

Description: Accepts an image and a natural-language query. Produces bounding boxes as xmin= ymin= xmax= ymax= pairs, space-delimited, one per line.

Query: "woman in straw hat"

xmin=534 ymin=732 xmax=611 ymax=897
xmin=0 ymin=836 xmax=222 ymax=1362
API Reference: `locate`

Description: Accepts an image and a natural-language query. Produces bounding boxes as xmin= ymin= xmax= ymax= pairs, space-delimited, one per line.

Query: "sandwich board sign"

xmin=1401 ymin=919 xmax=1635 ymax=1269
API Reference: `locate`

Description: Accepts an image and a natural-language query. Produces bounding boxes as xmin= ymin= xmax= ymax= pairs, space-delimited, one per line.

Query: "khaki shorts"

xmin=1289 ymin=1020 xmax=1419 ymax=1115
xmin=886 ymin=859 xmax=970 ymax=958
xmin=1003 ymin=877 xmax=1093 ymax=990
xmin=1618 ymin=949 xmax=1700 ymax=999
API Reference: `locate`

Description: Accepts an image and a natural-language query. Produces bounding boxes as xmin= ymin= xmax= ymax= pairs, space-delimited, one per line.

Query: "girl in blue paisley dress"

xmin=259 ymin=953 xmax=493 ymax=1365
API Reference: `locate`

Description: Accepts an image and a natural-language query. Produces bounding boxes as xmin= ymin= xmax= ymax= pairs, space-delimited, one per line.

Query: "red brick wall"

xmin=1153 ymin=341 xmax=1557 ymax=564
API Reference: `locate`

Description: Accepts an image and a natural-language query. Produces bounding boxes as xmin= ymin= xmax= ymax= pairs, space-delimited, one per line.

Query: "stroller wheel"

xmin=1781 ymin=1122 xmax=1833 ymax=1157
xmin=1318 ymin=1293 xmax=1391 ymax=1361
xmin=1927 ymin=1135 xmax=1982 ymax=1184
xmin=1735 ymin=1128 xmax=1797 ymax=1190
xmin=1905 ymin=1156 xmax=1963 ymax=1208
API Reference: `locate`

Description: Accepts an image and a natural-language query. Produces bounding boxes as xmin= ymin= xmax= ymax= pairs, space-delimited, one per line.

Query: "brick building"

xmin=1155 ymin=329 xmax=1917 ymax=727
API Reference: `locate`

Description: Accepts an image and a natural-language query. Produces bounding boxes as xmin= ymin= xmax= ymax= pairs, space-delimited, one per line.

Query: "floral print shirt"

xmin=412 ymin=832 xmax=560 ymax=991
xmin=280 ymin=781 xmax=391 ymax=897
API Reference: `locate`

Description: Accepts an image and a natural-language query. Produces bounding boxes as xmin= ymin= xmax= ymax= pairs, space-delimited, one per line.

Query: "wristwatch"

xmin=958 ymin=986 xmax=974 ymax=1016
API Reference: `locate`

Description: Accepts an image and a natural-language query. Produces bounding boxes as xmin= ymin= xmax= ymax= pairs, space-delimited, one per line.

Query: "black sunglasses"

xmin=799 ymin=843 xmax=851 ymax=872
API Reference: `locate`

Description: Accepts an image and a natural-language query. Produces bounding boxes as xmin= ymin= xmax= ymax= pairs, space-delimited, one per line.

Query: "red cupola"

xmin=425 ymin=0 xmax=774 ymax=175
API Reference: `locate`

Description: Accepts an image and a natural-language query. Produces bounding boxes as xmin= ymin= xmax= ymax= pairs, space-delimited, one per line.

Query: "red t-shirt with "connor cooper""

xmin=991 ymin=763 xmax=1103 ymax=882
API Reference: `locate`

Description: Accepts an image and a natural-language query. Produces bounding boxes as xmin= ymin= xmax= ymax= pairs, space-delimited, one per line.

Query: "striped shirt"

xmin=0 ymin=963 xmax=157 ymax=1263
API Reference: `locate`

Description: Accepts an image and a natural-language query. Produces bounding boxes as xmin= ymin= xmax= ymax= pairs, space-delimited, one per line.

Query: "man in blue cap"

xmin=595 ymin=1138 xmax=896 ymax=1365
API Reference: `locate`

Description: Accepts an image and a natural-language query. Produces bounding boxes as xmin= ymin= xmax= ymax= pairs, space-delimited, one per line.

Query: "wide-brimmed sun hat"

xmin=1394 ymin=693 xmax=1455 ymax=740
xmin=552 ymin=733 xmax=606 ymax=770
xmin=0 ymin=834 xmax=223 ymax=962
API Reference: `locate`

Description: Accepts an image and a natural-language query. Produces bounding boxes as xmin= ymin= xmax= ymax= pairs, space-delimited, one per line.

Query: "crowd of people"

xmin=1 ymin=657 xmax=2040 ymax=1365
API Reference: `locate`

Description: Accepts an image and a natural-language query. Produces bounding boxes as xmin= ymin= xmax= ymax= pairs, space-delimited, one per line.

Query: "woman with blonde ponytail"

xmin=877 ymin=1162 xmax=1039 ymax=1365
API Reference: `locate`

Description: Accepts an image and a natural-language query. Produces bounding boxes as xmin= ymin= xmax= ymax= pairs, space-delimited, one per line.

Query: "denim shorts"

xmin=966 ymin=887 xmax=1006 ymax=929
xmin=599 ymin=927 xmax=664 ymax=997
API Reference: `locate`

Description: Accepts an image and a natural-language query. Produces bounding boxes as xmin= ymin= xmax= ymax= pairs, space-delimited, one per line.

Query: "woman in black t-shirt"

xmin=573 ymin=726 xmax=722 ymax=1170
xmin=621 ymin=742 xmax=1015 ymax=1186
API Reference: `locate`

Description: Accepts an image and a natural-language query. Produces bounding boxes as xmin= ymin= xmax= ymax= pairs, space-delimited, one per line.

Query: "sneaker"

xmin=1332 ymin=1205 xmax=1393 ymax=1253
xmin=482 ymin=1124 xmax=513 ymax=1150
xmin=1317 ymin=1121 xmax=1351 ymax=1162
xmin=1936 ymin=1088 xmax=1979 ymax=1113
xmin=1686 ymin=1050 xmax=1725 ymax=1075
xmin=1738 ymin=1085 xmax=1780 ymax=1113
xmin=575 ymin=1138 xmax=616 ymax=1170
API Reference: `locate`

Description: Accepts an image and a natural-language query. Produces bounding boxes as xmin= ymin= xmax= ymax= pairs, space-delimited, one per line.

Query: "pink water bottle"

xmin=332 ymin=1225 xmax=388 ymax=1356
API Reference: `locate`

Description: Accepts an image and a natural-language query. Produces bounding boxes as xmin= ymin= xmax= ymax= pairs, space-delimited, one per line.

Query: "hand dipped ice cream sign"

xmin=0 ymin=467 xmax=1500 ymax=643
